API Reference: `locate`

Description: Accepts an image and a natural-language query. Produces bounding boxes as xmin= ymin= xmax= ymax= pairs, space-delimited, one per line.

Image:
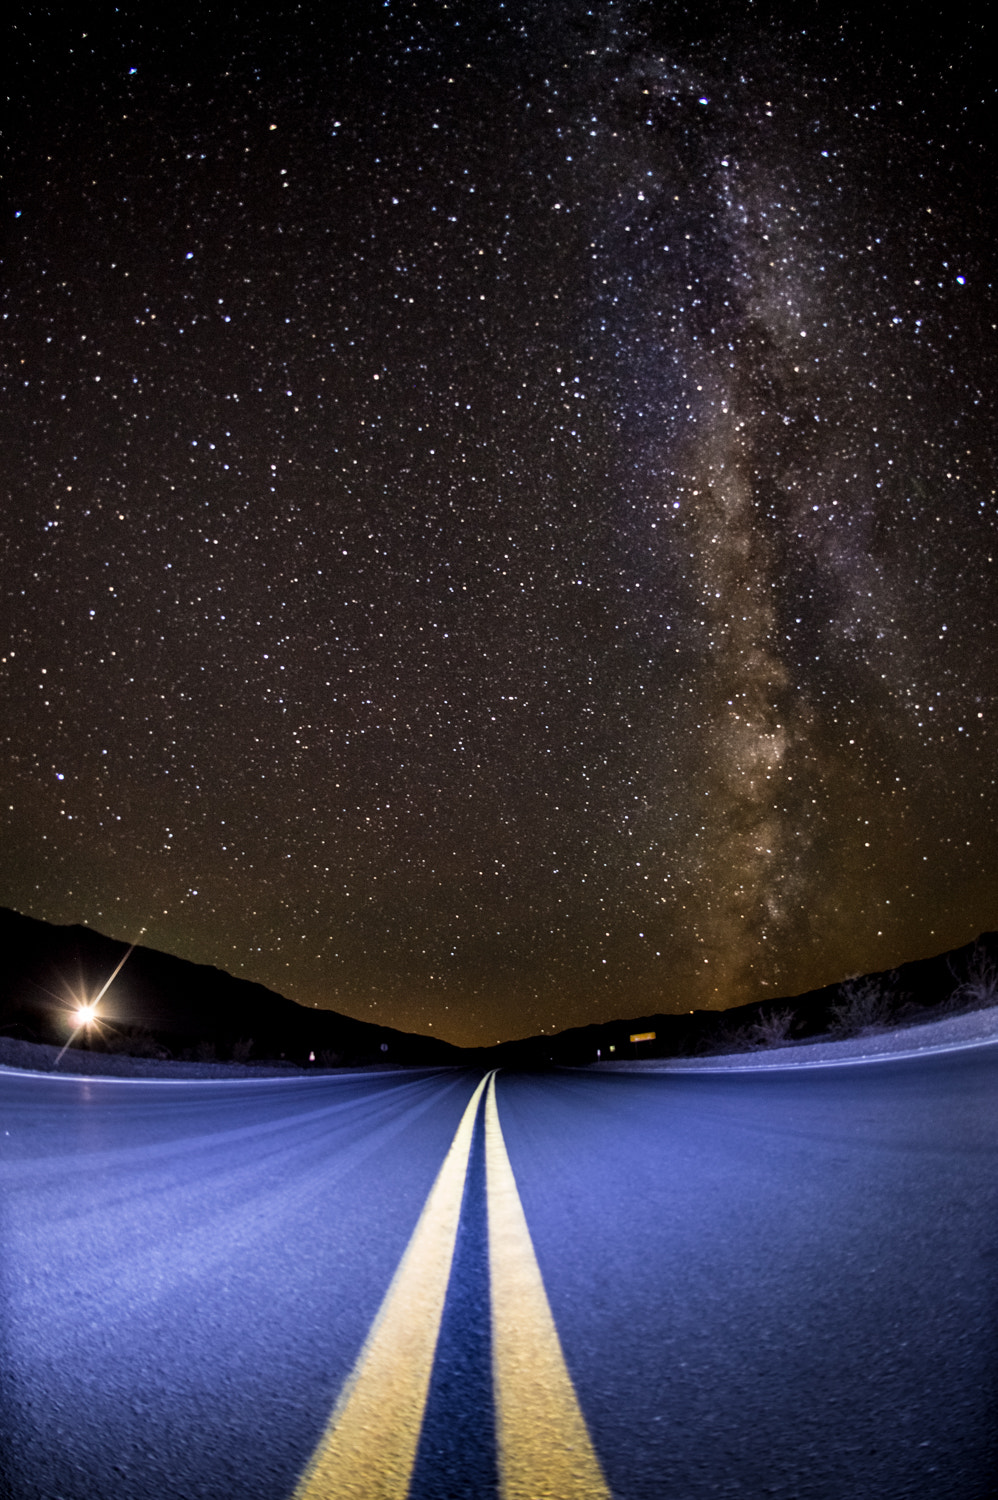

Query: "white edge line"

xmin=583 ymin=1033 xmax=998 ymax=1075
xmin=0 ymin=1065 xmax=453 ymax=1086
xmin=8 ymin=1031 xmax=997 ymax=1086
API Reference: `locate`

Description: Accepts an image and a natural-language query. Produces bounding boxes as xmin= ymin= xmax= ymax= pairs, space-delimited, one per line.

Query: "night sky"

xmin=3 ymin=2 xmax=994 ymax=1046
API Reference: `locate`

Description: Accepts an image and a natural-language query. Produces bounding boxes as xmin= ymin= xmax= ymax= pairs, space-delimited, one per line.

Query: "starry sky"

xmin=2 ymin=1 xmax=994 ymax=1046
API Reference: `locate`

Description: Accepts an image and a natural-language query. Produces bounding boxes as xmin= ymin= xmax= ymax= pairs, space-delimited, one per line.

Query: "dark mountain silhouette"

xmin=478 ymin=930 xmax=998 ymax=1069
xmin=0 ymin=907 xmax=459 ymax=1067
xmin=1 ymin=905 xmax=994 ymax=1072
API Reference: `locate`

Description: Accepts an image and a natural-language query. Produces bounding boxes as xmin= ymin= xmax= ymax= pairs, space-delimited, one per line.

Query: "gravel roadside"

xmin=590 ymin=1004 xmax=998 ymax=1072
xmin=3 ymin=1005 xmax=997 ymax=1082
xmin=0 ymin=1036 xmax=398 ymax=1081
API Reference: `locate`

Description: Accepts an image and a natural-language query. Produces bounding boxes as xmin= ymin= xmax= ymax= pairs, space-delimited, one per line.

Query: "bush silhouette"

xmin=828 ymin=977 xmax=895 ymax=1036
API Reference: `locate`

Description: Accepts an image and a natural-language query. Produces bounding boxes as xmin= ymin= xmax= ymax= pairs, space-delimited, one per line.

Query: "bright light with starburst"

xmin=75 ymin=1002 xmax=98 ymax=1026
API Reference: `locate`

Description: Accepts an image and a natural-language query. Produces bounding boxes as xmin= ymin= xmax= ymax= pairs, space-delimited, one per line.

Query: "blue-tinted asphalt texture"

xmin=1 ymin=1048 xmax=996 ymax=1500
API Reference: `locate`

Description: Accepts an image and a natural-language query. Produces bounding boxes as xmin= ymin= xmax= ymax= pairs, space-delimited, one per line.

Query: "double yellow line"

xmin=293 ymin=1071 xmax=611 ymax=1500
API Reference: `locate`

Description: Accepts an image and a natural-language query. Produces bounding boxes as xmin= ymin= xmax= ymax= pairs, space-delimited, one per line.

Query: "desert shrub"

xmin=230 ymin=1037 xmax=254 ymax=1064
xmin=828 ymin=977 xmax=895 ymax=1036
xmin=318 ymin=1048 xmax=342 ymax=1067
xmin=194 ymin=1039 xmax=217 ymax=1063
xmin=692 ymin=1015 xmax=730 ymax=1054
xmin=714 ymin=1026 xmax=753 ymax=1054
xmin=694 ymin=1018 xmax=769 ymax=1055
xmin=945 ymin=944 xmax=998 ymax=1013
xmin=749 ymin=1007 xmax=796 ymax=1048
xmin=106 ymin=1027 xmax=167 ymax=1059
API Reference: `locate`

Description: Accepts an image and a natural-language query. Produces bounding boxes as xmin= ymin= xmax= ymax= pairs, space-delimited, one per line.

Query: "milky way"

xmin=2 ymin=2 xmax=994 ymax=1043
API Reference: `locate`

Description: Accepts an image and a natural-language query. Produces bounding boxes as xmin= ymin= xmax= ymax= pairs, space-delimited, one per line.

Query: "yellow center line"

xmin=484 ymin=1072 xmax=613 ymax=1500
xmin=293 ymin=1071 xmax=492 ymax=1500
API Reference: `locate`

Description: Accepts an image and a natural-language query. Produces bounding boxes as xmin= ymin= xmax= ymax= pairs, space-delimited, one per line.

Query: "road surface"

xmin=1 ymin=1049 xmax=995 ymax=1498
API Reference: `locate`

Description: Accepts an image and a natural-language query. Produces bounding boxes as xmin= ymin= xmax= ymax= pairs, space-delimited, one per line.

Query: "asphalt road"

xmin=1 ymin=1048 xmax=996 ymax=1499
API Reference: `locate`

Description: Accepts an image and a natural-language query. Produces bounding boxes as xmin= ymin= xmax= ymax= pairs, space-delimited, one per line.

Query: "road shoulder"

xmin=585 ymin=1005 xmax=998 ymax=1073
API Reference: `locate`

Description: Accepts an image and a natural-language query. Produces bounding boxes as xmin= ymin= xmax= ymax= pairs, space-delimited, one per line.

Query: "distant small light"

xmin=956 ymin=275 xmax=966 ymax=285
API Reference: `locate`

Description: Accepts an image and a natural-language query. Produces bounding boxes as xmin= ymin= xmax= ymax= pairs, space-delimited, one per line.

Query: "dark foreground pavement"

xmin=2 ymin=1047 xmax=996 ymax=1498
xmin=496 ymin=1052 xmax=998 ymax=1499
